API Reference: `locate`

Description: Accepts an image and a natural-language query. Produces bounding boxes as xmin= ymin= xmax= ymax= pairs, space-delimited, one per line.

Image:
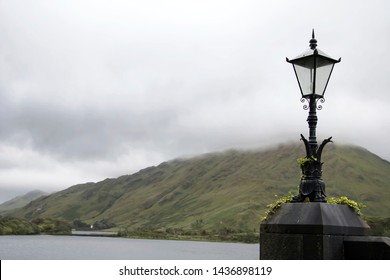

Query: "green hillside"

xmin=8 ymin=143 xmax=390 ymax=233
xmin=0 ymin=190 xmax=47 ymax=213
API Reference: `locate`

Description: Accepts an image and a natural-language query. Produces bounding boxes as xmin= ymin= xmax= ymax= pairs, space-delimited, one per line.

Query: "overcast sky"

xmin=0 ymin=0 xmax=389 ymax=202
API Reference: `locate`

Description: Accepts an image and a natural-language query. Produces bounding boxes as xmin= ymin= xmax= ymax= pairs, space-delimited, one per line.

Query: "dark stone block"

xmin=322 ymin=235 xmax=345 ymax=259
xmin=343 ymin=236 xmax=390 ymax=260
xmin=260 ymin=203 xmax=370 ymax=235
xmin=260 ymin=232 xmax=345 ymax=259
xmin=260 ymin=233 xmax=303 ymax=259
xmin=260 ymin=203 xmax=371 ymax=259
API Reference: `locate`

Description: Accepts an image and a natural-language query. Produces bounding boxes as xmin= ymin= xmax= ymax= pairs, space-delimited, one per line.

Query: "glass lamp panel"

xmin=314 ymin=63 xmax=334 ymax=97
xmin=293 ymin=64 xmax=315 ymax=97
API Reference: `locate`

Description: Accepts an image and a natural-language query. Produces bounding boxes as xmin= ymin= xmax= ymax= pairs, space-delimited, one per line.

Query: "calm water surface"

xmin=0 ymin=235 xmax=259 ymax=260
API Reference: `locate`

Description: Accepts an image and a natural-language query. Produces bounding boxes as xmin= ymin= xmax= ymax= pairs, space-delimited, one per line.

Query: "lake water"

xmin=0 ymin=235 xmax=259 ymax=260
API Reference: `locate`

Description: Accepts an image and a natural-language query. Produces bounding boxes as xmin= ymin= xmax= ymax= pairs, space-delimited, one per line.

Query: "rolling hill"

xmin=0 ymin=190 xmax=47 ymax=213
xmin=8 ymin=143 xmax=390 ymax=232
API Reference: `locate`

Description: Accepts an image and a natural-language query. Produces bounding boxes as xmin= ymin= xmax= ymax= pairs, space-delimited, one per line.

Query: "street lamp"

xmin=286 ymin=30 xmax=341 ymax=202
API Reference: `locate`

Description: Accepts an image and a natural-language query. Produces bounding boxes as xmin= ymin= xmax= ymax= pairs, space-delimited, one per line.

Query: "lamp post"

xmin=286 ymin=30 xmax=340 ymax=202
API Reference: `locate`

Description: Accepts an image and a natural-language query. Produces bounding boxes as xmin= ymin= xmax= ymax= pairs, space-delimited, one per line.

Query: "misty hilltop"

xmin=0 ymin=190 xmax=48 ymax=213
xmin=7 ymin=143 xmax=390 ymax=231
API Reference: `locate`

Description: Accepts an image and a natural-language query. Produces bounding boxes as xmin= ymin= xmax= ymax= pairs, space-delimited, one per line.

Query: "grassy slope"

xmin=9 ymin=143 xmax=390 ymax=232
xmin=0 ymin=190 xmax=47 ymax=213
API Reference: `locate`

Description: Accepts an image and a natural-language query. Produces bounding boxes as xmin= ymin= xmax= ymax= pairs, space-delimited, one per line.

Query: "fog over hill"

xmin=7 ymin=143 xmax=390 ymax=232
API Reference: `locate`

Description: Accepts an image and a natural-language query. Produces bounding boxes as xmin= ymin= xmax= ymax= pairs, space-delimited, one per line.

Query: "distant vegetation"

xmin=73 ymin=219 xmax=116 ymax=230
xmin=117 ymin=221 xmax=258 ymax=243
xmin=32 ymin=218 xmax=72 ymax=235
xmin=0 ymin=216 xmax=71 ymax=235
xmin=0 ymin=216 xmax=39 ymax=235
xmin=366 ymin=217 xmax=390 ymax=237
xmin=3 ymin=143 xmax=390 ymax=241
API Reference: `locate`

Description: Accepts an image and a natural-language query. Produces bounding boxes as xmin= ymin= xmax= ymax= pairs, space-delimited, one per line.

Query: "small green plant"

xmin=262 ymin=193 xmax=293 ymax=221
xmin=297 ymin=156 xmax=321 ymax=179
xmin=297 ymin=156 xmax=317 ymax=168
xmin=328 ymin=196 xmax=365 ymax=215
xmin=262 ymin=194 xmax=365 ymax=221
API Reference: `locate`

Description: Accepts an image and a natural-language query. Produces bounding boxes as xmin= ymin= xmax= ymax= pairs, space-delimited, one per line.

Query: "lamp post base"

xmin=293 ymin=134 xmax=332 ymax=202
xmin=292 ymin=178 xmax=326 ymax=202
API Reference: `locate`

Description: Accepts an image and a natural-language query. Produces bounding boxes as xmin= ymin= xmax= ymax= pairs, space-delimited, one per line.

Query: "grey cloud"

xmin=0 ymin=98 xmax=180 ymax=160
xmin=0 ymin=0 xmax=390 ymax=197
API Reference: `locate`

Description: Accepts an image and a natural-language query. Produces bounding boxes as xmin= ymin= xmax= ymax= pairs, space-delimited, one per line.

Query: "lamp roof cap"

xmin=286 ymin=30 xmax=341 ymax=64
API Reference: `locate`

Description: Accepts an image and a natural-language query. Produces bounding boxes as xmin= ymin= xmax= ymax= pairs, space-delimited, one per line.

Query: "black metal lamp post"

xmin=286 ymin=30 xmax=341 ymax=202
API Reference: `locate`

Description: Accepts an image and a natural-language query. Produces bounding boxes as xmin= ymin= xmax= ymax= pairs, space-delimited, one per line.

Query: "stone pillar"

xmin=260 ymin=203 xmax=370 ymax=260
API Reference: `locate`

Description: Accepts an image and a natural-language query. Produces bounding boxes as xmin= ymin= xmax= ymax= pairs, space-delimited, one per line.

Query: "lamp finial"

xmin=309 ymin=29 xmax=317 ymax=50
